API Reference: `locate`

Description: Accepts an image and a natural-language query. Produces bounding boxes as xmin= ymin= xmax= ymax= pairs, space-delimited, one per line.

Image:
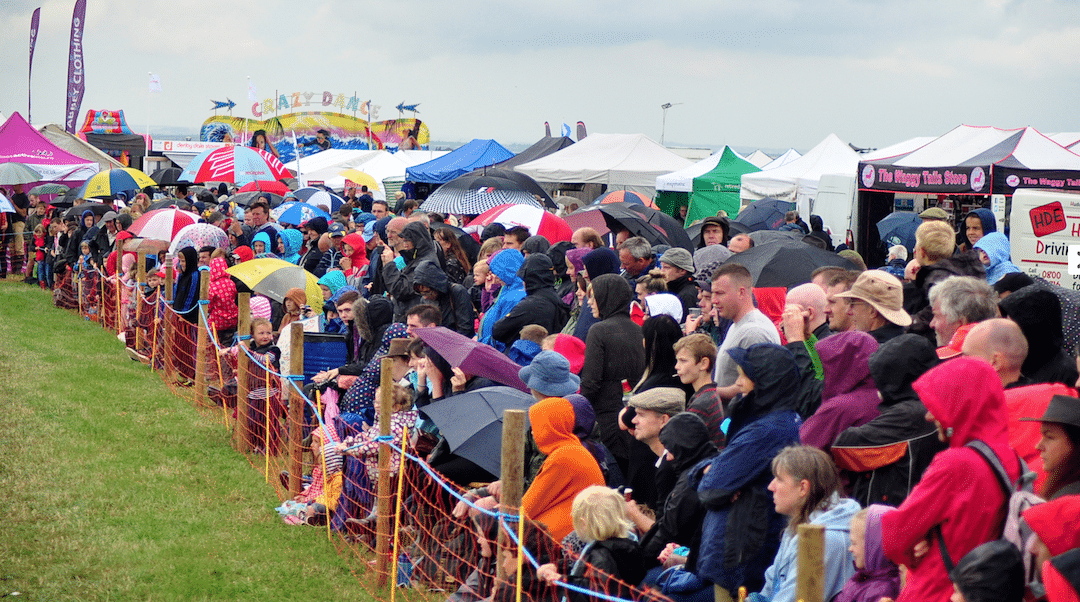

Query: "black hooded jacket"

xmin=580 ymin=274 xmax=646 ymax=462
xmin=999 ymin=287 xmax=1080 ymax=386
xmin=171 ymin=246 xmax=201 ymax=324
xmin=412 ymin=261 xmax=475 ymax=337
xmin=339 ymin=297 xmax=394 ymax=377
xmin=832 ymin=334 xmax=945 ymax=507
xmin=639 ymin=412 xmax=718 ymax=568
xmin=492 ymin=254 xmax=570 ymax=347
xmin=666 ymin=273 xmax=700 ymax=320
xmin=383 ymin=221 xmax=440 ymax=321
xmin=547 ymin=241 xmax=576 ymax=300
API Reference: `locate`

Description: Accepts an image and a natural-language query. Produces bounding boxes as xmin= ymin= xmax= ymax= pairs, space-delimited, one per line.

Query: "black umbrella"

xmin=229 ymin=191 xmax=286 ymax=208
xmin=150 ymin=167 xmax=190 ymax=186
xmin=63 ymin=201 xmax=114 ymax=220
xmin=735 ymin=197 xmax=796 ymax=232
xmin=421 ymin=175 xmax=543 ymax=215
xmin=418 ymin=386 xmax=535 ymax=477
xmin=720 ymin=238 xmax=855 ymax=288
xmin=565 ymin=204 xmax=688 ymax=250
xmin=147 ymin=198 xmax=192 ymax=212
xmin=621 ymin=203 xmax=694 ymax=250
xmin=433 ymin=223 xmax=481 ymax=264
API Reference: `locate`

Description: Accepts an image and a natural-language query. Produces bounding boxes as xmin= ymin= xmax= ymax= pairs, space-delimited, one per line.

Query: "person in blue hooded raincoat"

xmin=690 ymin=343 xmax=802 ymax=602
xmin=973 ymin=232 xmax=1020 ymax=285
xmin=279 ymin=228 xmax=303 ymax=264
xmin=478 ymin=249 xmax=525 ymax=350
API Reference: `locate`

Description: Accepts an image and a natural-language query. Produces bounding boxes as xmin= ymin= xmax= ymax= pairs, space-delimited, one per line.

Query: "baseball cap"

xmin=937 ymin=322 xmax=976 ymax=359
xmin=328 ymin=222 xmax=345 ymax=237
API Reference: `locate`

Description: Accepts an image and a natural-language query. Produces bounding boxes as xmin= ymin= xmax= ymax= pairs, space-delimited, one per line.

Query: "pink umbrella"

xmin=469 ymin=203 xmax=572 ymax=242
xmin=128 ymin=208 xmax=200 ymax=242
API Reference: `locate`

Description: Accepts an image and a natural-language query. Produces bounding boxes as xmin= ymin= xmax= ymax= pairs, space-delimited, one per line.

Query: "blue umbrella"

xmin=271 ymin=201 xmax=332 ymax=226
xmin=0 ymin=192 xmax=15 ymax=213
xmin=876 ymin=211 xmax=921 ymax=253
xmin=735 ymin=197 xmax=796 ymax=232
xmin=288 ymin=187 xmax=345 ymax=212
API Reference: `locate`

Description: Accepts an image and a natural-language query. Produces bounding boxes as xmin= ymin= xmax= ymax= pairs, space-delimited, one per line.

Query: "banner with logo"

xmin=858 ymin=162 xmax=1080 ymax=195
xmin=29 ymin=7 xmax=40 ymax=122
xmin=64 ymin=0 xmax=87 ymax=133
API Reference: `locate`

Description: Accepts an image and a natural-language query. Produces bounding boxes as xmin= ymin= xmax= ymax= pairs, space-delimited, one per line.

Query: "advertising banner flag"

xmin=29 ymin=7 xmax=40 ymax=122
xmin=64 ymin=0 xmax=87 ymax=133
xmin=149 ymin=73 xmax=162 ymax=93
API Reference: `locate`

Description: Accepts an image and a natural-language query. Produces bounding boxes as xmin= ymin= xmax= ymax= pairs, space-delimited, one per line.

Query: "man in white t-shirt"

xmin=711 ymin=263 xmax=780 ymax=401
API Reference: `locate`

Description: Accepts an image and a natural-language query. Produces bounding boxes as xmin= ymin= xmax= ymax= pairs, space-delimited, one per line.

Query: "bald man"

xmin=781 ymin=283 xmax=832 ymax=344
xmin=728 ymin=234 xmax=753 ymax=254
xmin=961 ymin=318 xmax=1029 ymax=389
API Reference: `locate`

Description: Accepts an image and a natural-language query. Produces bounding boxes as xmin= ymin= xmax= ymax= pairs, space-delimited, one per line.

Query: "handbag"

xmin=655 ymin=565 xmax=706 ymax=595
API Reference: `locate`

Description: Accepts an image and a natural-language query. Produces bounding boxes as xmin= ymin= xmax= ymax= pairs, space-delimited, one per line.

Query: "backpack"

xmin=934 ymin=439 xmax=1044 ymax=590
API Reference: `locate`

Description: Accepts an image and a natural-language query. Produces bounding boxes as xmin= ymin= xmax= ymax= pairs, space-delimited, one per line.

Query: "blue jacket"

xmin=973 ymin=232 xmax=1020 ymax=285
xmin=693 ymin=344 xmax=803 ymax=594
xmin=478 ymin=249 xmax=525 ymax=350
xmin=757 ymin=495 xmax=860 ymax=602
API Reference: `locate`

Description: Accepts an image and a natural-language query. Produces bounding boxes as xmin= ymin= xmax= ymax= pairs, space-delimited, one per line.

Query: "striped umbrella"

xmin=128 ymin=208 xmax=200 ymax=242
xmin=179 ymin=145 xmax=291 ymax=185
xmin=75 ymin=167 xmax=156 ymax=199
xmin=286 ymin=188 xmax=344 ymax=212
xmin=422 ymin=177 xmax=543 ymax=215
xmin=469 ymin=203 xmax=572 ymax=242
xmin=238 ymin=180 xmax=292 ymax=195
xmin=592 ymin=190 xmax=659 ymax=209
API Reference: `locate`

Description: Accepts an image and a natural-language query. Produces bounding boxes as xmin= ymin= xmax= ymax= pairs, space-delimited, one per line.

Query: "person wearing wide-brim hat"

xmin=835 ymin=271 xmax=911 ymax=345
xmin=1021 ymin=394 xmax=1080 ymax=500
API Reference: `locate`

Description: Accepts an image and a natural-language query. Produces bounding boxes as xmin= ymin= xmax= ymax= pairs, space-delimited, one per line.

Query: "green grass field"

xmin=0 ymin=281 xmax=375 ymax=601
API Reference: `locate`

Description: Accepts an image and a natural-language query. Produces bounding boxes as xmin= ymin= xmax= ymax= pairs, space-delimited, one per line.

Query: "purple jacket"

xmin=834 ymin=505 xmax=900 ymax=602
xmin=799 ymin=331 xmax=880 ymax=450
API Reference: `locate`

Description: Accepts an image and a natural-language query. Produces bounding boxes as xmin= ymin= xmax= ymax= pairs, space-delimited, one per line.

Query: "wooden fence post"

xmin=194 ymin=277 xmax=210 ymax=405
xmin=135 ymin=250 xmax=146 ymax=351
xmin=287 ymin=322 xmax=305 ymax=497
xmin=497 ymin=409 xmax=527 ymax=583
xmin=375 ymin=356 xmax=394 ymax=587
xmin=796 ymin=523 xmax=825 ymax=602
xmin=234 ymin=293 xmax=252 ymax=453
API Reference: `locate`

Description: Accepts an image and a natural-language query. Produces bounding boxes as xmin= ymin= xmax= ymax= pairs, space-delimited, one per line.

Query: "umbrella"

xmin=876 ymin=211 xmax=921 ymax=253
xmin=225 ymin=258 xmax=323 ymax=313
xmin=63 ymin=201 xmax=113 ymax=220
xmin=0 ymin=162 xmax=43 ymax=185
xmin=470 ymin=203 xmax=572 ymax=243
xmin=238 ymin=180 xmax=292 ymax=195
xmin=566 ymin=203 xmax=693 ymax=250
xmin=414 ymin=326 xmax=530 ymax=392
xmin=230 ymin=191 xmax=286 ymax=208
xmin=287 ymin=187 xmax=344 ymax=212
xmin=168 ymin=222 xmax=231 ymax=255
xmin=147 ymin=198 xmax=193 ymax=211
xmin=433 ymin=223 xmax=481 ymax=264
xmin=422 ymin=178 xmax=543 ymax=215
xmin=271 ymin=201 xmax=332 ymax=226
xmin=747 ymin=230 xmax=802 ymax=246
xmin=449 ymin=168 xmax=556 ymax=208
xmin=76 ymin=167 xmax=157 ymax=199
xmin=123 ymin=237 xmax=171 ymax=255
xmin=128 ymin=208 xmax=200 ymax=242
xmin=179 ymin=145 xmax=291 ymax=185
xmin=0 ymin=193 xmax=13 ymax=213
xmin=417 ymin=386 xmax=535 ymax=478
xmin=720 ymin=238 xmax=855 ymax=288
xmin=339 ymin=169 xmax=380 ymax=192
xmin=621 ymin=203 xmax=694 ymax=250
xmin=150 ymin=167 xmax=189 ymax=186
xmin=592 ymin=190 xmax=659 ymax=209
xmin=28 ymin=183 xmax=69 ymax=196
xmin=735 ymin=198 xmax=796 ymax=232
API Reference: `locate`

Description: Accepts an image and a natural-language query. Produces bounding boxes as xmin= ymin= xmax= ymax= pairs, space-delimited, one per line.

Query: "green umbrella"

xmin=0 ymin=162 xmax=43 ymax=185
xmin=29 ymin=183 xmax=70 ymax=195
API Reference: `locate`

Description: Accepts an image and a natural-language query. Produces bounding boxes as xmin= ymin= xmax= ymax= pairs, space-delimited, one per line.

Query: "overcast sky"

xmin=0 ymin=0 xmax=1077 ymax=153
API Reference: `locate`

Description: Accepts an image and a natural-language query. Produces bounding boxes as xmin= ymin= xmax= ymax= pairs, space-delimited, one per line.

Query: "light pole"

xmin=660 ymin=102 xmax=682 ymax=146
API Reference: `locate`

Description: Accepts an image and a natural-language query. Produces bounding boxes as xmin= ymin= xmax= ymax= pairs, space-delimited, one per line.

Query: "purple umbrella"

xmin=414 ymin=327 xmax=529 ymax=392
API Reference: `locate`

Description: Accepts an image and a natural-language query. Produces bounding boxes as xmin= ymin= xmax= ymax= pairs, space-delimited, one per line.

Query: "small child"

xmin=537 ymin=485 xmax=647 ymax=602
xmin=32 ymin=224 xmax=47 ymax=286
xmin=339 ymin=383 xmax=418 ymax=478
xmin=507 ymin=324 xmax=548 ymax=367
xmin=834 ymin=505 xmax=900 ymax=602
xmin=242 ymin=318 xmax=283 ymax=453
xmin=280 ymin=424 xmax=343 ymax=525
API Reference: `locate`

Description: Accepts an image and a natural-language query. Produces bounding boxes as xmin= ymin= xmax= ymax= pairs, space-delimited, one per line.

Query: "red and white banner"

xmin=64 ymin=0 xmax=87 ymax=133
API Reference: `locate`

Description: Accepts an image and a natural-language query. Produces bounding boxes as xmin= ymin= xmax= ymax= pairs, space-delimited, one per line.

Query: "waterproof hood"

xmin=869 ymin=334 xmax=938 ymax=406
xmin=490 ymin=249 xmax=525 ymax=288
xmin=399 ymin=221 xmax=437 ymax=264
xmin=912 ymin=357 xmax=1009 ymax=449
xmin=413 ymin=261 xmax=450 ymax=294
xmin=529 ymin=396 xmax=581 ymax=456
xmin=518 ymin=253 xmax=558 ymax=293
xmin=973 ymin=232 xmax=1012 ymax=269
xmin=819 ymin=331 xmax=878 ymax=400
xmin=659 ymin=412 xmax=718 ymax=472
xmin=590 ymin=273 xmax=634 ymax=320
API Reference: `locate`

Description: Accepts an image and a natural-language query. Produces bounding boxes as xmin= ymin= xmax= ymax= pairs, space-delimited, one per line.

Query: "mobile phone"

xmin=688 ymin=308 xmax=702 ymax=318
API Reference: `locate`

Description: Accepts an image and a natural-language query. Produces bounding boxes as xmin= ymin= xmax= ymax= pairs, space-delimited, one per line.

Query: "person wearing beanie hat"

xmin=519 ymin=350 xmax=581 ymax=399
xmin=660 ymin=247 xmax=699 ymax=319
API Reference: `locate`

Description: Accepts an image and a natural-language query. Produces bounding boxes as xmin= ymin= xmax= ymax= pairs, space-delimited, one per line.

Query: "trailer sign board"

xmin=1011 ymin=189 xmax=1080 ymax=290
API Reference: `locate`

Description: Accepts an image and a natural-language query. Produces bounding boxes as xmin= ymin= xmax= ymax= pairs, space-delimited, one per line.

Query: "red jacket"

xmin=1005 ymin=382 xmax=1077 ymax=492
xmin=881 ymin=357 xmax=1020 ymax=602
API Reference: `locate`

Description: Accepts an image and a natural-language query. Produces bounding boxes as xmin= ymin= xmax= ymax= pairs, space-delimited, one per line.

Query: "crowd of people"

xmin=5 ymin=180 xmax=1080 ymax=602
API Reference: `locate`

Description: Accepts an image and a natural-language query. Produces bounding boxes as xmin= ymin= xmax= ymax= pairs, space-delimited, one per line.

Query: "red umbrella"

xmin=127 ymin=208 xmax=200 ymax=242
xmin=469 ymin=203 xmax=572 ymax=242
xmin=178 ymin=146 xmax=291 ymax=185
xmin=238 ymin=180 xmax=292 ymax=195
xmin=593 ymin=190 xmax=659 ymax=209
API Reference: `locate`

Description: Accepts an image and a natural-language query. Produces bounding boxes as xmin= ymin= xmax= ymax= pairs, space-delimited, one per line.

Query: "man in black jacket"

xmin=658 ymin=247 xmax=699 ymax=319
xmin=492 ymin=253 xmax=570 ymax=348
xmin=382 ymin=220 xmax=440 ymax=321
xmin=412 ymin=262 xmax=475 ymax=337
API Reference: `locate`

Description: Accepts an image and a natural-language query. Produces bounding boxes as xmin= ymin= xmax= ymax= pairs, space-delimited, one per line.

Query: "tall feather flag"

xmin=29 ymin=7 xmax=40 ymax=123
xmin=64 ymin=0 xmax=87 ymax=133
xmin=149 ymin=73 xmax=162 ymax=93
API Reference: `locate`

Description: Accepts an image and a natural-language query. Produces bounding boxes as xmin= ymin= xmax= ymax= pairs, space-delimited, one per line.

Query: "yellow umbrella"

xmin=77 ymin=167 xmax=158 ymax=199
xmin=225 ymin=257 xmax=323 ymax=314
xmin=339 ymin=169 xmax=380 ymax=192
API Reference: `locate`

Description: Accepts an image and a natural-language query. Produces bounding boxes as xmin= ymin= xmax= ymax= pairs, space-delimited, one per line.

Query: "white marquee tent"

xmin=515 ymin=133 xmax=693 ymax=198
xmin=741 ymin=134 xmax=859 ymax=210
